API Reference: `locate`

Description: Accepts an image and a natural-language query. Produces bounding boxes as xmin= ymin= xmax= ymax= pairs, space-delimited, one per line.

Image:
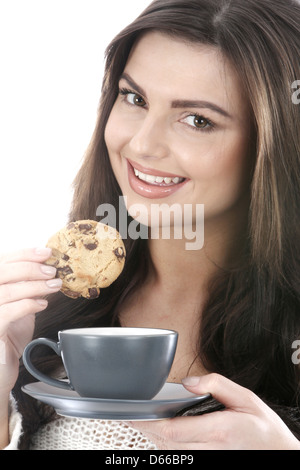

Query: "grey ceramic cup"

xmin=22 ymin=327 xmax=178 ymax=400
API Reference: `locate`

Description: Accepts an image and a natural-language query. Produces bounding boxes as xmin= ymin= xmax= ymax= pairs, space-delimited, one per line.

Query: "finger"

xmin=129 ymin=411 xmax=224 ymax=443
xmin=0 ymin=247 xmax=52 ymax=264
xmin=181 ymin=373 xmax=264 ymax=413
xmin=0 ymin=298 xmax=48 ymax=328
xmin=0 ymin=278 xmax=62 ymax=307
xmin=0 ymin=261 xmax=57 ymax=285
xmin=128 ymin=412 xmax=234 ymax=450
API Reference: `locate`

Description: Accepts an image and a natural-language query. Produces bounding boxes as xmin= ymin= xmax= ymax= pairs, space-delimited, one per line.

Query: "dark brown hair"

xmin=14 ymin=0 xmax=300 ymax=448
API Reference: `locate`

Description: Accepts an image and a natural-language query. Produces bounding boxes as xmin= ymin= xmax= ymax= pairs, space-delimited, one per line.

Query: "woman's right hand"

xmin=0 ymin=247 xmax=62 ymax=399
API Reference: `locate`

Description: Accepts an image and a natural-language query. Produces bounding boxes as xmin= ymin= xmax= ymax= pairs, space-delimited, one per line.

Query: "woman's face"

xmin=105 ymin=31 xmax=253 ymax=229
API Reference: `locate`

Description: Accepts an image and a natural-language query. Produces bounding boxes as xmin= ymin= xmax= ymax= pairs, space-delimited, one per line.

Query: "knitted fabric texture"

xmin=30 ymin=417 xmax=158 ymax=450
xmin=6 ymin=395 xmax=158 ymax=450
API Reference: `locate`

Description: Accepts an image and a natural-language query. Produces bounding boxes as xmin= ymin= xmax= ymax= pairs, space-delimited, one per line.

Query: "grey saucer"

xmin=22 ymin=382 xmax=210 ymax=420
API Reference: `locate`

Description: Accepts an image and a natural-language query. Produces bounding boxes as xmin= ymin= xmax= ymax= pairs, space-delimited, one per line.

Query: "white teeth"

xmin=155 ymin=176 xmax=164 ymax=183
xmin=145 ymin=174 xmax=156 ymax=183
xmin=133 ymin=168 xmax=184 ymax=185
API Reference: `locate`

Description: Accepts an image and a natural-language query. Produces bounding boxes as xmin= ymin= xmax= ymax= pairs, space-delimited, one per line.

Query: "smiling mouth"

xmin=132 ymin=166 xmax=186 ymax=187
xmin=126 ymin=159 xmax=189 ymax=199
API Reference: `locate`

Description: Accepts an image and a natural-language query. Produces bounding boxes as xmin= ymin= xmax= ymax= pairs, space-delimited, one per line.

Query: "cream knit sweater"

xmin=5 ymin=396 xmax=157 ymax=450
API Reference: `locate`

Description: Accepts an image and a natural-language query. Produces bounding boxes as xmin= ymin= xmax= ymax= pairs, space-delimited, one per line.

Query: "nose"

xmin=127 ymin=112 xmax=169 ymax=162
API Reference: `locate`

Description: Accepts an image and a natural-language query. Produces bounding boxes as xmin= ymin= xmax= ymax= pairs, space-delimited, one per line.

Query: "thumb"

xmin=182 ymin=373 xmax=263 ymax=414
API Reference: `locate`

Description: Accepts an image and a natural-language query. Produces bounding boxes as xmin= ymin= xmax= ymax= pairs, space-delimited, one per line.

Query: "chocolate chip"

xmin=62 ymin=288 xmax=81 ymax=299
xmin=87 ymin=288 xmax=100 ymax=299
xmin=84 ymin=242 xmax=98 ymax=250
xmin=114 ymin=247 xmax=125 ymax=259
xmin=57 ymin=266 xmax=73 ymax=277
xmin=78 ymin=223 xmax=93 ymax=233
xmin=62 ymin=254 xmax=70 ymax=261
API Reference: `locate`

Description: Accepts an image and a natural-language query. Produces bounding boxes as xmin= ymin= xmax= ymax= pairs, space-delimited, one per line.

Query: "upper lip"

xmin=127 ymin=158 xmax=186 ymax=179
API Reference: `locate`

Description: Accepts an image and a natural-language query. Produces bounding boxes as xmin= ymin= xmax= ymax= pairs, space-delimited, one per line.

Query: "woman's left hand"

xmin=128 ymin=373 xmax=300 ymax=450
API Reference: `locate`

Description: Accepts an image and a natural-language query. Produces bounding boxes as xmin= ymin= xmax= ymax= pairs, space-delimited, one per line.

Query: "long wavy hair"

xmin=14 ymin=0 xmax=300 ymax=449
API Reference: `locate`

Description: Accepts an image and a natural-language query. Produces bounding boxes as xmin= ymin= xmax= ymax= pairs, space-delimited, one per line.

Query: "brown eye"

xmin=130 ymin=93 xmax=146 ymax=107
xmin=119 ymin=88 xmax=147 ymax=108
xmin=193 ymin=115 xmax=209 ymax=128
xmin=182 ymin=114 xmax=213 ymax=132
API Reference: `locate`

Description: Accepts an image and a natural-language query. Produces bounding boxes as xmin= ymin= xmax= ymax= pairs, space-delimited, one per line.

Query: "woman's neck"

xmin=148 ymin=212 xmax=246 ymax=288
xmin=120 ymin=217 xmax=247 ymax=381
xmin=122 ymin=213 xmax=247 ymax=324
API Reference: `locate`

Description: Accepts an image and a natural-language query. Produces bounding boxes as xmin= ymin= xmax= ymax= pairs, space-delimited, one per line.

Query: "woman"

xmin=1 ymin=0 xmax=300 ymax=450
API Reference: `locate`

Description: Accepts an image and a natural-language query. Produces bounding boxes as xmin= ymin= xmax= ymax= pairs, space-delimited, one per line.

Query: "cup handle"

xmin=22 ymin=338 xmax=73 ymax=391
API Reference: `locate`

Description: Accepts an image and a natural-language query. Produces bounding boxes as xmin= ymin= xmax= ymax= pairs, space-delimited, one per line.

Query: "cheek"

xmin=104 ymin=111 xmax=125 ymax=192
xmin=104 ymin=109 xmax=122 ymax=155
xmin=105 ymin=104 xmax=133 ymax=158
xmin=221 ymin=135 xmax=253 ymax=194
xmin=189 ymin=133 xmax=252 ymax=211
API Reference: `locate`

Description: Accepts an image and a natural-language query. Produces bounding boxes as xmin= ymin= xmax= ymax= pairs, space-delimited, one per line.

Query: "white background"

xmin=0 ymin=0 xmax=150 ymax=254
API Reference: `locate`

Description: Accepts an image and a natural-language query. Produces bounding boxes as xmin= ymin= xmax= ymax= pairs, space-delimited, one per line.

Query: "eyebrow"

xmin=120 ymin=72 xmax=233 ymax=119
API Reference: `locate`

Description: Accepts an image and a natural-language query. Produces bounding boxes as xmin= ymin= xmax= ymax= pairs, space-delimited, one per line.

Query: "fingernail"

xmin=46 ymin=278 xmax=62 ymax=289
xmin=35 ymin=247 xmax=52 ymax=257
xmin=182 ymin=376 xmax=201 ymax=387
xmin=35 ymin=299 xmax=48 ymax=308
xmin=40 ymin=264 xmax=57 ymax=276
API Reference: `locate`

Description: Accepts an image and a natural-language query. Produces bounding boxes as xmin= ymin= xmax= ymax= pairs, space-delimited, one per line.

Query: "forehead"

xmin=123 ymin=31 xmax=249 ymax=120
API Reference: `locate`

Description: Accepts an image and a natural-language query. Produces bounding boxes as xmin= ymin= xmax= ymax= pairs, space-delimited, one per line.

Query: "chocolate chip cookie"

xmin=45 ymin=220 xmax=126 ymax=299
